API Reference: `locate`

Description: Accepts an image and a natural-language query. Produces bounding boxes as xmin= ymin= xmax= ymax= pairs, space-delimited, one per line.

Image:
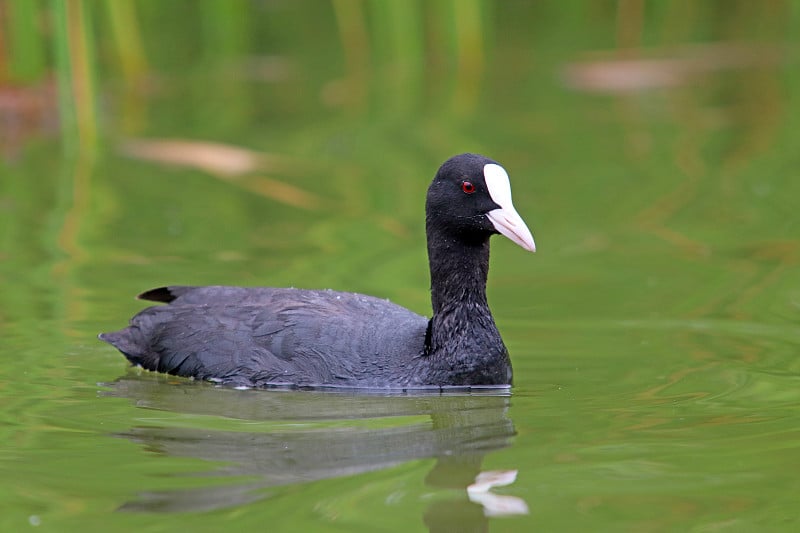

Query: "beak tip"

xmin=487 ymin=207 xmax=537 ymax=254
xmin=511 ymin=234 xmax=536 ymax=253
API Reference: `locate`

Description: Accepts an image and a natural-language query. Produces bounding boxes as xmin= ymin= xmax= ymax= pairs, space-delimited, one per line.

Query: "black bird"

xmin=99 ymin=153 xmax=536 ymax=390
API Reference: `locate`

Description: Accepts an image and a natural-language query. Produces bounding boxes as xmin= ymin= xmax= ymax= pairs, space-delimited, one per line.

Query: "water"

xmin=2 ymin=2 xmax=799 ymax=531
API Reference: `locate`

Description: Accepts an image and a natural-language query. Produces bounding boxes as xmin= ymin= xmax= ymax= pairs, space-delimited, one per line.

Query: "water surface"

xmin=1 ymin=2 xmax=799 ymax=531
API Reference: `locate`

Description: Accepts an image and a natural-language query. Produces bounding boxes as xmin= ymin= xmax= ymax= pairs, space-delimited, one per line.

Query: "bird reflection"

xmin=103 ymin=374 xmax=528 ymax=528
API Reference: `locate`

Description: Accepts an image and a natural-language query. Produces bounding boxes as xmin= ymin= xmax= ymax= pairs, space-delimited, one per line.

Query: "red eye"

xmin=461 ymin=181 xmax=476 ymax=194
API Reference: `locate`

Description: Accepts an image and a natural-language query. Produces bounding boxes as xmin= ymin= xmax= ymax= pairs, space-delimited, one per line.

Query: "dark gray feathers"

xmin=101 ymin=286 xmax=429 ymax=388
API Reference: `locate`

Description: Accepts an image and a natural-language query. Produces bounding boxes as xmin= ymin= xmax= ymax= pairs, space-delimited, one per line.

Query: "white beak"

xmin=484 ymin=164 xmax=536 ymax=252
xmin=487 ymin=205 xmax=536 ymax=252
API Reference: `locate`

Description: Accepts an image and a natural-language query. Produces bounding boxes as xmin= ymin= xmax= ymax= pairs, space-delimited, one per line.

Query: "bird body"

xmin=100 ymin=154 xmax=535 ymax=390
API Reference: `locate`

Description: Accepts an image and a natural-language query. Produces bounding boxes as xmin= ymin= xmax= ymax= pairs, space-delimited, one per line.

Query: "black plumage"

xmin=100 ymin=153 xmax=536 ymax=390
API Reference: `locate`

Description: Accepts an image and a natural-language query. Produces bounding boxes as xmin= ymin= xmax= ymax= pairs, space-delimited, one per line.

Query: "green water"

xmin=2 ymin=2 xmax=799 ymax=531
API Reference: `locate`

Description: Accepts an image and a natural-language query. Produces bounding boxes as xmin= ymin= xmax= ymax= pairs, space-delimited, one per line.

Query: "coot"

xmin=100 ymin=153 xmax=536 ymax=390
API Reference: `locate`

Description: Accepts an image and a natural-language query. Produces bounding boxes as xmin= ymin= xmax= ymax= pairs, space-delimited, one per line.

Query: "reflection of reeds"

xmin=332 ymin=0 xmax=370 ymax=112
xmin=3 ymin=0 xmax=47 ymax=81
xmin=3 ymin=0 xmax=493 ymax=151
xmin=330 ymin=0 xmax=486 ymax=117
xmin=106 ymin=0 xmax=147 ymax=82
xmin=53 ymin=0 xmax=97 ymax=153
xmin=3 ymin=0 xmax=148 ymax=151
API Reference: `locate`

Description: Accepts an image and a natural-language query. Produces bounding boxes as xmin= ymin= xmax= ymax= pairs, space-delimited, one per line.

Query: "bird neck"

xmin=428 ymin=234 xmax=491 ymax=316
xmin=426 ymin=226 xmax=500 ymax=350
xmin=421 ymin=222 xmax=512 ymax=386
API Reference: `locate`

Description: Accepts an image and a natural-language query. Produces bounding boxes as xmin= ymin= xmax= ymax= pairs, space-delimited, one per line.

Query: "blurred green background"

xmin=1 ymin=1 xmax=799 ymax=531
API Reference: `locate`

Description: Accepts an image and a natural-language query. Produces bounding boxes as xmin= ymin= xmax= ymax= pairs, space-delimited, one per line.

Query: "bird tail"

xmin=98 ymin=329 xmax=158 ymax=370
